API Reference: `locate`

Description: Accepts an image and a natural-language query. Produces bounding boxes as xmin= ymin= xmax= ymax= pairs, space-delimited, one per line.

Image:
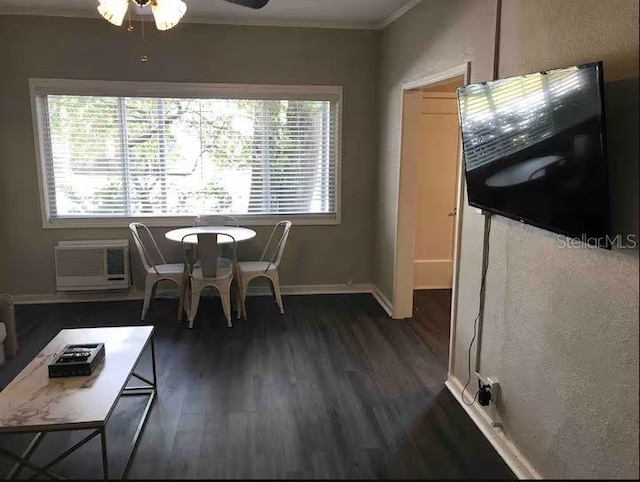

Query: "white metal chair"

xmin=193 ymin=215 xmax=239 ymax=227
xmin=238 ymin=221 xmax=292 ymax=317
xmin=187 ymin=232 xmax=241 ymax=329
xmin=129 ymin=222 xmax=187 ymax=320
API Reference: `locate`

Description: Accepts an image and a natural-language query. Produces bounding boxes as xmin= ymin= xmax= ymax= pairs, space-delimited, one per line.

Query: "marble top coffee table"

xmin=0 ymin=326 xmax=157 ymax=479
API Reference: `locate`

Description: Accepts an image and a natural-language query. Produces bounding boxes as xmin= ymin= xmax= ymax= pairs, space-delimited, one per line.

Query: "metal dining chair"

xmin=129 ymin=222 xmax=187 ymax=320
xmin=186 ymin=232 xmax=243 ymax=328
xmin=237 ymin=221 xmax=291 ymax=317
xmin=193 ymin=215 xmax=239 ymax=227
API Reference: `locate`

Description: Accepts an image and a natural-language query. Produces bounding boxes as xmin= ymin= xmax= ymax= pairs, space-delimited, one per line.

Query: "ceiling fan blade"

xmin=223 ymin=0 xmax=270 ymax=9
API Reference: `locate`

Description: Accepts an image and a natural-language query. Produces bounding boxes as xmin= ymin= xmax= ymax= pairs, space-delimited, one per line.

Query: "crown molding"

xmin=174 ymin=15 xmax=379 ymax=30
xmin=0 ymin=1 xmax=423 ymax=30
xmin=379 ymin=0 xmax=422 ymax=29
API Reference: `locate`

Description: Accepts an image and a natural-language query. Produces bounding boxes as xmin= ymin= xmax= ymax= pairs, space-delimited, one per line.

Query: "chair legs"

xmin=142 ymin=279 xmax=156 ymax=320
xmin=177 ymin=269 xmax=189 ymax=321
xmin=270 ymin=273 xmax=284 ymax=315
xmin=188 ymin=284 xmax=202 ymax=329
xmin=220 ymin=285 xmax=233 ymax=328
xmin=240 ymin=272 xmax=284 ymax=318
xmin=234 ymin=279 xmax=243 ymax=320
xmin=241 ymin=276 xmax=251 ymax=320
xmin=189 ymin=281 xmax=233 ymax=329
xmin=142 ymin=275 xmax=185 ymax=321
xmin=143 ymin=275 xmax=235 ymax=328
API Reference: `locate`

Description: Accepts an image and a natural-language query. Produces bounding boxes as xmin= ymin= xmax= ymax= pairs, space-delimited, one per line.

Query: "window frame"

xmin=29 ymin=78 xmax=343 ymax=229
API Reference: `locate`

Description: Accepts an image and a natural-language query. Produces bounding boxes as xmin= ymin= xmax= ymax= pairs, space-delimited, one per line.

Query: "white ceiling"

xmin=0 ymin=0 xmax=422 ymax=29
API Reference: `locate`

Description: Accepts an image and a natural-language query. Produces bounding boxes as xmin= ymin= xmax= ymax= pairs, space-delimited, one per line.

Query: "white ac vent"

xmin=55 ymin=240 xmax=130 ymax=291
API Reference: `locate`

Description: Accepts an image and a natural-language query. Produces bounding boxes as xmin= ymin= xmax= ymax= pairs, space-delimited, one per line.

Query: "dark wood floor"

xmin=412 ymin=289 xmax=453 ymax=369
xmin=0 ymin=293 xmax=513 ymax=479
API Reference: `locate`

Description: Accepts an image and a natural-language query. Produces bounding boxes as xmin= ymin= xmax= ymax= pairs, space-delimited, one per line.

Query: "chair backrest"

xmin=129 ymin=222 xmax=166 ymax=275
xmin=193 ymin=215 xmax=239 ymax=227
xmin=185 ymin=232 xmax=238 ymax=278
xmin=260 ymin=221 xmax=292 ymax=270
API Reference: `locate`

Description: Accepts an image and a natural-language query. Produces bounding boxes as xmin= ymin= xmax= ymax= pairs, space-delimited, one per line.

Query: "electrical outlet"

xmin=476 ymin=373 xmax=502 ymax=427
xmin=486 ymin=376 xmax=499 ymax=399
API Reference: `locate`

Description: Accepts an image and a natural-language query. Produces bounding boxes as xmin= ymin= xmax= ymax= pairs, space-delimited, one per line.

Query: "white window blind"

xmin=32 ymin=82 xmax=341 ymax=225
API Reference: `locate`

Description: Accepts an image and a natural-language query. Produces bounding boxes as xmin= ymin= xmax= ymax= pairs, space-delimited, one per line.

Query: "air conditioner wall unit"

xmin=55 ymin=240 xmax=130 ymax=291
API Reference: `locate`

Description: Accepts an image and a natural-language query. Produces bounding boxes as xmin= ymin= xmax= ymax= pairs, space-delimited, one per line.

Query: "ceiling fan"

xmin=98 ymin=0 xmax=270 ymax=31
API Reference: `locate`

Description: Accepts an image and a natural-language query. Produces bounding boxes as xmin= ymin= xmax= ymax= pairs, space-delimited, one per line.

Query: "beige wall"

xmin=480 ymin=1 xmax=639 ymax=478
xmin=2 ymin=3 xmax=639 ymax=477
xmin=0 ymin=16 xmax=379 ymax=294
xmin=376 ymin=0 xmax=497 ymax=301
xmin=378 ymin=0 xmax=639 ymax=478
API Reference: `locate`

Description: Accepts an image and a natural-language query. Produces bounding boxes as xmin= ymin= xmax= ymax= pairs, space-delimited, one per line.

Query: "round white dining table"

xmin=165 ymin=226 xmax=257 ymax=245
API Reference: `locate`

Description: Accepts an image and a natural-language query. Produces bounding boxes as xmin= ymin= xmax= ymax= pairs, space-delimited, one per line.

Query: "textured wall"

xmin=478 ymin=0 xmax=639 ymax=478
xmin=378 ymin=0 xmax=639 ymax=478
xmin=376 ymin=0 xmax=497 ymax=300
xmin=0 ymin=16 xmax=379 ymax=294
xmin=0 ymin=104 xmax=6 ymax=292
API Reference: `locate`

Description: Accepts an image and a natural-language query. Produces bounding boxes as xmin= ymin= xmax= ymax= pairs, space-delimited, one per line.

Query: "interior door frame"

xmin=392 ymin=63 xmax=470 ymax=367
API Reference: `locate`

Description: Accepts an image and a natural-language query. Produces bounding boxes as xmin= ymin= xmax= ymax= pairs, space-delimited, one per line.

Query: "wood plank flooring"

xmin=412 ymin=289 xmax=453 ymax=369
xmin=0 ymin=293 xmax=513 ymax=479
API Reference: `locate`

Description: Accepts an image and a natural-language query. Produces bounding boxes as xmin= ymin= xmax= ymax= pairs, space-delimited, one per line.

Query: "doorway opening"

xmin=393 ymin=64 xmax=469 ymax=372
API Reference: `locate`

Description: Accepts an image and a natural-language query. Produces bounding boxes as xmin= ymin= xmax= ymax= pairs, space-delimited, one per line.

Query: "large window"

xmin=31 ymin=80 xmax=341 ymax=227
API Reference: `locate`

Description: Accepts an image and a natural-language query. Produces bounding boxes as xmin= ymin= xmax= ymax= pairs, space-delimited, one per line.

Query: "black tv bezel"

xmin=458 ymin=61 xmax=612 ymax=249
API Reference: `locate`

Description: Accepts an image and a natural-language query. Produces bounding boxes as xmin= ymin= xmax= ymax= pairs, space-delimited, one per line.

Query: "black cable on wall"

xmin=493 ymin=0 xmax=503 ymax=81
xmin=461 ymin=0 xmax=502 ymax=406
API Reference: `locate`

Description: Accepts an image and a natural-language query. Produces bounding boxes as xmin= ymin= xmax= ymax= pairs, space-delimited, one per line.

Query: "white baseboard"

xmin=414 ymin=284 xmax=452 ymax=290
xmin=446 ymin=375 xmax=541 ymax=479
xmin=10 ymin=290 xmax=146 ymax=305
xmin=280 ymin=283 xmax=374 ymax=296
xmin=371 ymin=285 xmax=393 ymax=317
xmin=11 ymin=283 xmax=389 ymax=306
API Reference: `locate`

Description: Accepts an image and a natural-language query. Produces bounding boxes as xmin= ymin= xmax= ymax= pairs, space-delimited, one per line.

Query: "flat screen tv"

xmin=457 ymin=61 xmax=611 ymax=248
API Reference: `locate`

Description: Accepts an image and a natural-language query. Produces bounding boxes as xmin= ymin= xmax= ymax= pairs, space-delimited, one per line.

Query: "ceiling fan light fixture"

xmin=151 ymin=0 xmax=188 ymax=31
xmin=97 ymin=0 xmax=129 ymax=27
xmin=98 ymin=0 xmax=265 ymax=31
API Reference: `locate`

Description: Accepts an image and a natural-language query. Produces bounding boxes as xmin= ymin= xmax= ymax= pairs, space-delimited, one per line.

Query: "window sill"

xmin=42 ymin=214 xmax=340 ymax=229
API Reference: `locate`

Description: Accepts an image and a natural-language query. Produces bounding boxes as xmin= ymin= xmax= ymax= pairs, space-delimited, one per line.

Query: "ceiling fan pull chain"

xmin=127 ymin=2 xmax=134 ymax=32
xmin=140 ymin=12 xmax=149 ymax=62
